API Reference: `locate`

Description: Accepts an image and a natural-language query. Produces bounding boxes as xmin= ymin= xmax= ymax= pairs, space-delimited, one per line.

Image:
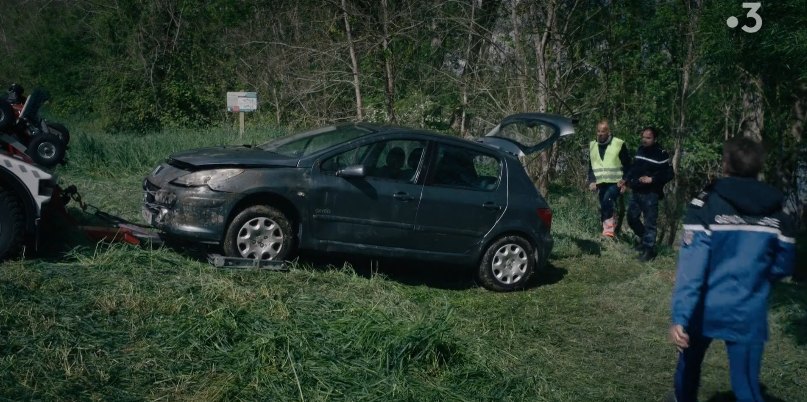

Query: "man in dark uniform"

xmin=668 ymin=137 xmax=796 ymax=402
xmin=626 ymin=127 xmax=674 ymax=261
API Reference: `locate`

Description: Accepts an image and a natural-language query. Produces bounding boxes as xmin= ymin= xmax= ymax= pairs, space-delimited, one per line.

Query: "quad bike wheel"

xmin=25 ymin=133 xmax=66 ymax=168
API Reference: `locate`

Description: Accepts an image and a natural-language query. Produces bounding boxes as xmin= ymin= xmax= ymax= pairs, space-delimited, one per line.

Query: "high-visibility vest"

xmin=590 ymin=137 xmax=624 ymax=184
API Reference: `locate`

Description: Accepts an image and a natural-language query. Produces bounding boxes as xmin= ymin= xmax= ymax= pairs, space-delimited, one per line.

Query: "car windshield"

xmin=259 ymin=125 xmax=374 ymax=158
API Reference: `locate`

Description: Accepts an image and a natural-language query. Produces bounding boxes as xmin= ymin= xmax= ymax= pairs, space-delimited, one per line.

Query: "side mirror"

xmin=336 ymin=165 xmax=365 ymax=178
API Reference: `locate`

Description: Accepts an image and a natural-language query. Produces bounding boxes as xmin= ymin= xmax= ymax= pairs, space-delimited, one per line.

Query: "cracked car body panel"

xmin=144 ymin=166 xmax=306 ymax=243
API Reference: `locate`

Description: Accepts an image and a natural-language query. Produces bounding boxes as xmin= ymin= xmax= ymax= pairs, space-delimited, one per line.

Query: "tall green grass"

xmin=1 ymin=126 xmax=805 ymax=401
xmin=63 ymin=124 xmax=286 ymax=178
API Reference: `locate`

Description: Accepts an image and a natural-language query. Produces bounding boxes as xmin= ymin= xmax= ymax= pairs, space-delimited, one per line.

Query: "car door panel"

xmin=309 ymin=139 xmax=426 ymax=249
xmin=412 ymin=143 xmax=507 ymax=254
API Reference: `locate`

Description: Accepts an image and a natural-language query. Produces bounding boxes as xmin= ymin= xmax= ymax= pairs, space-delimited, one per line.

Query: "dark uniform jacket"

xmin=671 ymin=177 xmax=796 ymax=343
xmin=626 ymin=144 xmax=674 ymax=198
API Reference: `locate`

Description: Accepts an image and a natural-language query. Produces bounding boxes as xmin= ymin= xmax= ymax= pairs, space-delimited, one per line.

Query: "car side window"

xmin=320 ymin=139 xmax=426 ymax=182
xmin=364 ymin=140 xmax=427 ymax=182
xmin=320 ymin=144 xmax=372 ymax=174
xmin=430 ymin=144 xmax=501 ymax=191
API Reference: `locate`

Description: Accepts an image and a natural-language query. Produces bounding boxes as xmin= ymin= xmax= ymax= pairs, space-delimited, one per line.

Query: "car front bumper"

xmin=142 ymin=179 xmax=235 ymax=243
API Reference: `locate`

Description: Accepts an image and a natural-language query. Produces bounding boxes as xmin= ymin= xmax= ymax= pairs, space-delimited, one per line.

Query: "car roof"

xmin=299 ymin=121 xmax=552 ymax=164
xmin=368 ymin=126 xmax=511 ymax=155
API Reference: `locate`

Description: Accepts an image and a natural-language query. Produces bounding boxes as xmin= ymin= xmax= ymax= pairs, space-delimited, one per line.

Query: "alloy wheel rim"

xmin=236 ymin=217 xmax=284 ymax=260
xmin=491 ymin=243 xmax=528 ymax=284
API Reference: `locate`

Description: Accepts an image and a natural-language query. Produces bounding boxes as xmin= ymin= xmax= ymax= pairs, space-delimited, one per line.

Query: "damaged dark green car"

xmin=143 ymin=114 xmax=574 ymax=291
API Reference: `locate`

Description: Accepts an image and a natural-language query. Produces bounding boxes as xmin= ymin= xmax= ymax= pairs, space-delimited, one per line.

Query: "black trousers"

xmin=627 ymin=192 xmax=659 ymax=249
xmin=597 ymin=183 xmax=621 ymax=222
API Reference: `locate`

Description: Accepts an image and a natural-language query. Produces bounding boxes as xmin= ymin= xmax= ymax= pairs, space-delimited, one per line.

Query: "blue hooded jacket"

xmin=671 ymin=177 xmax=796 ymax=342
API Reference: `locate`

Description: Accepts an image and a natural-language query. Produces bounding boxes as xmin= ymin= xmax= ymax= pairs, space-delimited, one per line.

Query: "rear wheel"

xmin=223 ymin=205 xmax=294 ymax=261
xmin=25 ymin=133 xmax=66 ymax=168
xmin=477 ymin=235 xmax=535 ymax=292
xmin=0 ymin=188 xmax=25 ymax=261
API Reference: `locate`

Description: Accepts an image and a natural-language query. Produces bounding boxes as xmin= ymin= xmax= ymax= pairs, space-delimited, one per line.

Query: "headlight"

xmin=171 ymin=169 xmax=244 ymax=187
xmin=151 ymin=164 xmax=165 ymax=176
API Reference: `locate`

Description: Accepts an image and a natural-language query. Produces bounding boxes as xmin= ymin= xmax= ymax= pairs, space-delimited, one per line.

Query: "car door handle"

xmin=482 ymin=202 xmax=503 ymax=211
xmin=393 ymin=192 xmax=415 ymax=201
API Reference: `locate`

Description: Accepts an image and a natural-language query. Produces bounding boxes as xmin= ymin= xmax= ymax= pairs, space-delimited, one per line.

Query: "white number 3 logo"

xmin=742 ymin=2 xmax=762 ymax=33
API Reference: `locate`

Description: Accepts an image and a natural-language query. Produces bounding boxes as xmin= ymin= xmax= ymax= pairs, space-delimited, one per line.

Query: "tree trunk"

xmin=664 ymin=0 xmax=701 ymax=246
xmin=381 ymin=0 xmax=396 ymax=123
xmin=532 ymin=0 xmax=555 ymax=196
xmin=458 ymin=0 xmax=477 ymax=138
xmin=341 ymin=0 xmax=363 ymax=120
xmin=739 ymin=70 xmax=764 ymax=142
xmin=272 ymin=86 xmax=281 ymax=124
xmin=790 ymin=84 xmax=807 ymax=144
xmin=451 ymin=0 xmax=502 ymax=137
xmin=782 ymin=84 xmax=807 ymax=233
xmin=511 ymin=0 xmax=529 ymax=111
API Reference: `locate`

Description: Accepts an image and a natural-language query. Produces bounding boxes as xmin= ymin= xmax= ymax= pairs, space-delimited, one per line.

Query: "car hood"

xmin=168 ymin=146 xmax=299 ymax=169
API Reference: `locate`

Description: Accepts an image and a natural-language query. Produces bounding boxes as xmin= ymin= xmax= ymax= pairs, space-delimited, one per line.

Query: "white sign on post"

xmin=226 ymin=92 xmax=258 ymax=138
xmin=227 ymin=91 xmax=258 ymax=112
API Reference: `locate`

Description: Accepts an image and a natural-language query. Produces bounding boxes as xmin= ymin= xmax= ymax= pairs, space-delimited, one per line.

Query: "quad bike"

xmin=0 ymin=86 xmax=69 ymax=168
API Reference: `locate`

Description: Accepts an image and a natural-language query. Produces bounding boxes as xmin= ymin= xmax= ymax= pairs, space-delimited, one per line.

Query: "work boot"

xmin=639 ymin=247 xmax=657 ymax=262
xmin=602 ymin=218 xmax=616 ymax=238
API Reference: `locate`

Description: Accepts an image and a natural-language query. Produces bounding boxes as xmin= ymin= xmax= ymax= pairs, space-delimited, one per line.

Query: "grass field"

xmin=1 ymin=125 xmax=805 ymax=401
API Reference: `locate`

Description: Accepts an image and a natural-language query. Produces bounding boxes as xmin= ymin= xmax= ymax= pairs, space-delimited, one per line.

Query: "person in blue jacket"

xmin=626 ymin=127 xmax=674 ymax=261
xmin=669 ymin=137 xmax=796 ymax=402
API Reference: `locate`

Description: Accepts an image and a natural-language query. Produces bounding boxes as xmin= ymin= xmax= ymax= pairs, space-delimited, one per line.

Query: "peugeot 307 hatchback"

xmin=143 ymin=113 xmax=575 ymax=291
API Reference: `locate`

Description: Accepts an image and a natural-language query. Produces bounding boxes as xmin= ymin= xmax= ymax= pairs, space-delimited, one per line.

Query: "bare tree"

xmin=380 ymin=0 xmax=397 ymax=122
xmin=342 ymin=0 xmax=364 ymax=120
xmin=661 ymin=0 xmax=702 ymax=246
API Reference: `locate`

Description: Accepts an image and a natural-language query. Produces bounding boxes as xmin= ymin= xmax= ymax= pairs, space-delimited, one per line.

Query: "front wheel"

xmin=477 ymin=235 xmax=535 ymax=292
xmin=26 ymin=133 xmax=66 ymax=168
xmin=223 ymin=205 xmax=294 ymax=261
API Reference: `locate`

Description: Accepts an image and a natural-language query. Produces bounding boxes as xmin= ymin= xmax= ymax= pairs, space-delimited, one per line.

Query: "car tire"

xmin=223 ymin=205 xmax=294 ymax=261
xmin=25 ymin=133 xmax=66 ymax=168
xmin=477 ymin=235 xmax=535 ymax=292
xmin=46 ymin=122 xmax=70 ymax=145
xmin=0 ymin=100 xmax=14 ymax=130
xmin=0 ymin=188 xmax=25 ymax=261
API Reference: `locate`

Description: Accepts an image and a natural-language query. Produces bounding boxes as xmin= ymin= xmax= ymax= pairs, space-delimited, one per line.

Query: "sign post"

xmin=226 ymin=92 xmax=258 ymax=138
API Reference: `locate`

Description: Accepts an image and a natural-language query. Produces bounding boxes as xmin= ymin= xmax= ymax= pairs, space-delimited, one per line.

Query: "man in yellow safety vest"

xmin=587 ymin=119 xmax=631 ymax=238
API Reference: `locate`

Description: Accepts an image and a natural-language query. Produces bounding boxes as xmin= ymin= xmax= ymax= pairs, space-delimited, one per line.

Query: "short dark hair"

xmin=640 ymin=126 xmax=658 ymax=139
xmin=723 ymin=137 xmax=765 ymax=178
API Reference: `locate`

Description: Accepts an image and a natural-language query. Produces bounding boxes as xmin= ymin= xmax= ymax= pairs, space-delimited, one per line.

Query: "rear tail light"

xmin=537 ymin=208 xmax=552 ymax=231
